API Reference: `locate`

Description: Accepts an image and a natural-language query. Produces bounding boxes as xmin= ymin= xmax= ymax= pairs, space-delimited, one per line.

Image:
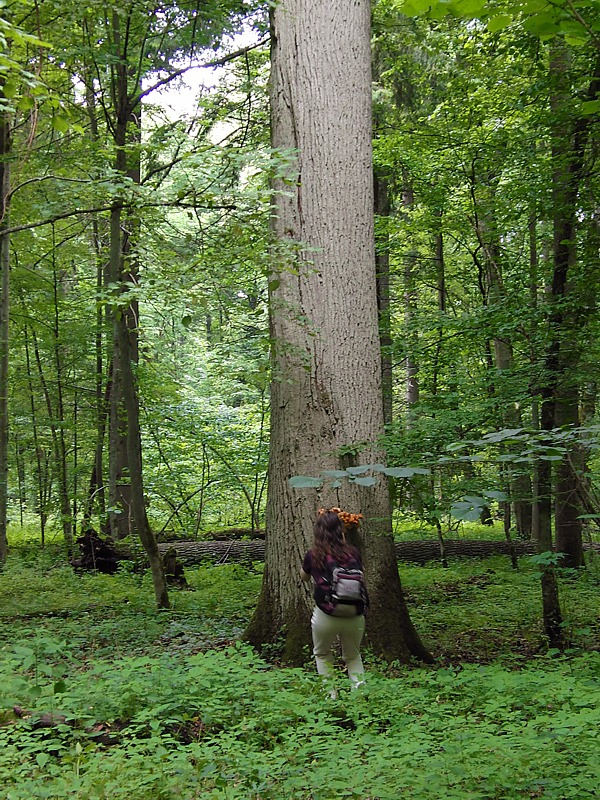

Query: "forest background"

xmin=0 ymin=0 xmax=600 ymax=797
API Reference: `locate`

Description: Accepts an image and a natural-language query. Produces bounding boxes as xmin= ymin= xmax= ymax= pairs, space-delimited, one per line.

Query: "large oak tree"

xmin=245 ymin=0 xmax=431 ymax=665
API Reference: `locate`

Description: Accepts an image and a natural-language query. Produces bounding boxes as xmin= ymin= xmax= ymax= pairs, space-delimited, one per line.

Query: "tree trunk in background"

xmin=547 ymin=44 xmax=600 ymax=569
xmin=432 ymin=212 xmax=445 ymax=397
xmin=529 ymin=209 xmax=541 ymax=543
xmin=402 ymin=178 xmax=419 ymax=423
xmin=0 ymin=101 xmax=10 ymax=565
xmin=107 ymin=14 xmax=142 ymax=542
xmin=106 ymin=8 xmax=169 ymax=607
xmin=108 ymin=161 xmax=140 ymax=539
xmin=374 ymin=173 xmax=393 ymax=426
xmin=245 ymin=0 xmax=431 ymax=665
xmin=109 ymin=161 xmax=169 ymax=608
xmin=50 ymin=236 xmax=74 ymax=549
xmin=83 ymin=57 xmax=108 ymax=529
xmin=472 ymin=174 xmax=532 ymax=538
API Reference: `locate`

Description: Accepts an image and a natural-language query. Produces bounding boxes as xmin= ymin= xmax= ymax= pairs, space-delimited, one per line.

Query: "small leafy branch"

xmin=289 ymin=463 xmax=430 ymax=490
xmin=450 ymin=491 xmax=508 ymax=522
xmin=290 ymin=465 xmax=508 ymax=524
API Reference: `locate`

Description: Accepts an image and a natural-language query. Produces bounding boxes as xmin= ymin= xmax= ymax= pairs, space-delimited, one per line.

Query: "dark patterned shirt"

xmin=302 ymin=547 xmax=367 ymax=616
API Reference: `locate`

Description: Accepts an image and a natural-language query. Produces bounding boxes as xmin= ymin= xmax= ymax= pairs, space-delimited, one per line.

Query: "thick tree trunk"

xmin=245 ymin=0 xmax=431 ymax=665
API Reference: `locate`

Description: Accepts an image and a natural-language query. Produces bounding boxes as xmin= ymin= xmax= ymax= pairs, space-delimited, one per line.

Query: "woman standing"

xmin=301 ymin=508 xmax=368 ymax=689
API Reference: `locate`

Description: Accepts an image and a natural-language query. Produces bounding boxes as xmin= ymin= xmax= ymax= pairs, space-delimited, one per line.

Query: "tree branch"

xmin=134 ymin=36 xmax=269 ymax=108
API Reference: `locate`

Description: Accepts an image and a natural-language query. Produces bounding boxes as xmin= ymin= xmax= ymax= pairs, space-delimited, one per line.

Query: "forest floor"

xmin=0 ymin=530 xmax=599 ymax=799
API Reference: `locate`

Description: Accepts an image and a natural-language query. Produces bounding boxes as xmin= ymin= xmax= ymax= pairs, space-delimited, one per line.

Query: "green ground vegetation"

xmin=0 ymin=541 xmax=599 ymax=800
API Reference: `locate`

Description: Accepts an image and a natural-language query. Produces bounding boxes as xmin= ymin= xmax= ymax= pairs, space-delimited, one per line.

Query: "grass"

xmin=0 ymin=542 xmax=599 ymax=799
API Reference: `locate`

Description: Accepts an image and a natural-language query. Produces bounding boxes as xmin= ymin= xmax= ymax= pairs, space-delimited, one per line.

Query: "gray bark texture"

xmin=244 ymin=0 xmax=430 ymax=664
xmin=148 ymin=538 xmax=583 ymax=566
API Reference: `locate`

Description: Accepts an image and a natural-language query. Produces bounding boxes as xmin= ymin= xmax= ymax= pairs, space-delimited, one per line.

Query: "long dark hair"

xmin=311 ymin=510 xmax=354 ymax=570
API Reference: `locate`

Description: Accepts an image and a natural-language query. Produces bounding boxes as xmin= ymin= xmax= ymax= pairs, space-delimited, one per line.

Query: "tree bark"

xmin=108 ymin=123 xmax=140 ymax=541
xmin=105 ymin=9 xmax=169 ymax=608
xmin=402 ymin=178 xmax=419 ymax=422
xmin=546 ymin=43 xmax=600 ymax=569
xmin=0 ymin=100 xmax=10 ymax=565
xmin=374 ymin=173 xmax=393 ymax=426
xmin=122 ymin=537 xmax=580 ymax=567
xmin=244 ymin=0 xmax=431 ymax=665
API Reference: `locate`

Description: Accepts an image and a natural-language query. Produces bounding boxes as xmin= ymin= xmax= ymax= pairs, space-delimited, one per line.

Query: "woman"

xmin=301 ymin=508 xmax=368 ymax=689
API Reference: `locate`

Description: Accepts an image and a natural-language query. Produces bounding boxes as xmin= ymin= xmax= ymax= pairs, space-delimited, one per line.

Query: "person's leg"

xmin=339 ymin=614 xmax=366 ymax=687
xmin=311 ymin=607 xmax=339 ymax=678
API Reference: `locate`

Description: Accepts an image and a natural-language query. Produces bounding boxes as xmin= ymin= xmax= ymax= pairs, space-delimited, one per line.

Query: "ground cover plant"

xmin=0 ymin=542 xmax=599 ymax=800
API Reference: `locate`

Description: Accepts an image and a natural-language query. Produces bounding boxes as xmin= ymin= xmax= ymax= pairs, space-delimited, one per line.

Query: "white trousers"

xmin=311 ymin=606 xmax=365 ymax=687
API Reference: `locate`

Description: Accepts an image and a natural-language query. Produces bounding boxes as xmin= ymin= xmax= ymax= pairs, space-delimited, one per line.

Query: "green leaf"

xmin=450 ymin=0 xmax=486 ymax=18
xmin=53 ymin=679 xmax=67 ymax=694
xmin=482 ymin=428 xmax=524 ymax=443
xmin=446 ymin=441 xmax=469 ymax=452
xmin=288 ymin=476 xmax=322 ymax=489
xmin=581 ymin=100 xmax=600 ymax=116
xmin=450 ymin=503 xmax=482 ymax=522
xmin=450 ymin=496 xmax=486 ymax=522
xmin=529 ymin=551 xmax=562 ymax=567
xmin=352 ymin=476 xmax=378 ymax=487
xmin=565 ymin=35 xmax=588 ymax=46
xmin=522 ymin=14 xmax=560 ymax=38
xmin=399 ymin=0 xmax=435 ymax=17
xmin=487 ymin=15 xmax=512 ymax=33
xmin=17 ymin=94 xmax=35 ymax=111
xmin=2 ymin=79 xmax=17 ymax=99
xmin=383 ymin=466 xmax=430 ymax=478
xmin=483 ymin=490 xmax=508 ymax=501
xmin=36 ymin=753 xmax=50 ymax=769
xmin=52 ymin=114 xmax=70 ymax=133
xmin=345 ymin=466 xmax=370 ymax=475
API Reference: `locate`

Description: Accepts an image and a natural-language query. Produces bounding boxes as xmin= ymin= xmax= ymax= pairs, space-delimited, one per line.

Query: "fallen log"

xmin=140 ymin=538 xmax=598 ymax=566
xmin=114 ymin=538 xmax=600 ymax=568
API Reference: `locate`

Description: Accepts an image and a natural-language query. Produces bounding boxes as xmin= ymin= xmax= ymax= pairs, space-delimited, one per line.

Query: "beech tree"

xmin=245 ymin=0 xmax=431 ymax=664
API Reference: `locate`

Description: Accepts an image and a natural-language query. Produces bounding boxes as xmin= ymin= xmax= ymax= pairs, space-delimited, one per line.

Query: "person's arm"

xmin=301 ymin=551 xmax=312 ymax=582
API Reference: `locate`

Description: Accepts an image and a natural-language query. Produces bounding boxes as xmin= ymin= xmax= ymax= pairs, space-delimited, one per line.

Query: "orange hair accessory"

xmin=318 ymin=507 xmax=363 ymax=527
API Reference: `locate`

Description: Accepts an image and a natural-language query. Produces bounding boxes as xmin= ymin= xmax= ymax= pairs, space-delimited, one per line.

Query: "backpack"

xmin=329 ymin=563 xmax=367 ymax=616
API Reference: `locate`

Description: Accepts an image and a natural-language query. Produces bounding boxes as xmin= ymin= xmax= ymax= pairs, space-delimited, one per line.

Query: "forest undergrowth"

xmin=0 ymin=534 xmax=599 ymax=800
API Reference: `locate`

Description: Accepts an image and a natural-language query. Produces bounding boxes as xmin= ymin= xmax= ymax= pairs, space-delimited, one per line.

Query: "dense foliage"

xmin=0 ymin=0 xmax=598 ymax=547
xmin=0 ymin=542 xmax=599 ymax=799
